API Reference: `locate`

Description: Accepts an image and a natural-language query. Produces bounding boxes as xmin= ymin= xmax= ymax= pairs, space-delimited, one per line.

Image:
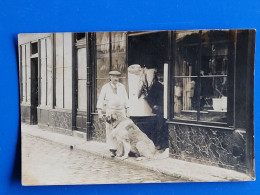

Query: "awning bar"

xmin=127 ymin=31 xmax=166 ymax=36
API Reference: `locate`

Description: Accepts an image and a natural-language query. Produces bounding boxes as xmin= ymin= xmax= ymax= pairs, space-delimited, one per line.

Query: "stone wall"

xmin=90 ymin=114 xmax=106 ymax=142
xmin=37 ymin=107 xmax=72 ymax=130
xmin=76 ymin=112 xmax=87 ymax=133
xmin=21 ymin=105 xmax=31 ymax=124
xmin=168 ymin=123 xmax=247 ymax=172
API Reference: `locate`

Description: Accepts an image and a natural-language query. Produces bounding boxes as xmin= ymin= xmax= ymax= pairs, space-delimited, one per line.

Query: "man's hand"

xmin=98 ymin=110 xmax=103 ymax=119
xmin=153 ymin=105 xmax=159 ymax=110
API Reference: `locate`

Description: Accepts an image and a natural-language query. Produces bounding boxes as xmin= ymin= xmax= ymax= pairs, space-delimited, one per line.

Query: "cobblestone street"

xmin=22 ymin=133 xmax=186 ymax=185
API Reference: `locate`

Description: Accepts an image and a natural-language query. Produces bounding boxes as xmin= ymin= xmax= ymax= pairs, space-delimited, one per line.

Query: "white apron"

xmin=105 ymin=92 xmax=126 ymax=150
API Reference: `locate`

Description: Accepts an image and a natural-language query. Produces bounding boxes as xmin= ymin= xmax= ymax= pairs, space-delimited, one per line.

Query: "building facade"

xmin=19 ymin=30 xmax=255 ymax=177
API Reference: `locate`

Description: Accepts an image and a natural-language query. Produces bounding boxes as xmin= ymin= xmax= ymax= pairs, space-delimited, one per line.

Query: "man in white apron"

xmin=96 ymin=70 xmax=129 ymax=157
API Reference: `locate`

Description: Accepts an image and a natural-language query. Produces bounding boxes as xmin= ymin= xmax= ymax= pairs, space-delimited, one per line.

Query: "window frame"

xmin=170 ymin=30 xmax=235 ymax=128
xmin=92 ymin=32 xmax=128 ymax=112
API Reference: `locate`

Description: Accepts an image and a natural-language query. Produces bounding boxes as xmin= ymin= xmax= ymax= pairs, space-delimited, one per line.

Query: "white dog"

xmin=106 ymin=111 xmax=169 ymax=160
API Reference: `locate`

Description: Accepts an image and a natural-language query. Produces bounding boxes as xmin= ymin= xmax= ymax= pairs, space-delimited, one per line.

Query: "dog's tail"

xmin=153 ymin=148 xmax=169 ymax=160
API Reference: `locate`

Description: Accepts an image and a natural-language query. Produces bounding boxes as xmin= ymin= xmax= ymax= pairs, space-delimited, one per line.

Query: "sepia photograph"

xmin=19 ymin=30 xmax=255 ymax=185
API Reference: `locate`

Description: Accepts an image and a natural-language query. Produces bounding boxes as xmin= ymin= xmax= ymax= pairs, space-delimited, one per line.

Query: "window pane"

xmin=63 ymin=33 xmax=72 ymax=109
xmin=199 ymin=42 xmax=229 ymax=122
xmin=199 ymin=77 xmax=227 ymax=122
xmin=174 ymin=35 xmax=200 ymax=120
xmin=96 ymin=32 xmax=110 ymax=99
xmin=96 ymin=32 xmax=110 ymax=78
xmin=201 ymin=43 xmax=228 ymax=76
xmin=111 ymin=32 xmax=127 ymax=73
xmin=111 ymin=32 xmax=127 ymax=86
xmin=174 ymin=77 xmax=198 ymax=120
xmin=77 ymin=47 xmax=87 ymax=111
xmin=31 ymin=42 xmax=38 ymax=55
xmin=22 ymin=45 xmax=26 ymax=103
xmin=46 ymin=37 xmax=53 ymax=107
xmin=55 ymin=33 xmax=64 ymax=108
xmin=78 ymin=80 xmax=87 ymax=111
xmin=40 ymin=39 xmax=47 ymax=106
xmin=26 ymin=43 xmax=31 ymax=104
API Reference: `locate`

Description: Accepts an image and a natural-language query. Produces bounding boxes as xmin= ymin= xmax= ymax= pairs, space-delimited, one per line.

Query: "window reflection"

xmin=173 ymin=30 xmax=229 ymax=123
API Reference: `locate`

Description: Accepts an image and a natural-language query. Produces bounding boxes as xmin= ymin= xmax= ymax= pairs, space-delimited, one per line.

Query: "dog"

xmin=106 ymin=111 xmax=169 ymax=160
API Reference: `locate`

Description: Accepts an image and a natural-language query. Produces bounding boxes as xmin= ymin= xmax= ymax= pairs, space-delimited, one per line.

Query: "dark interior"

xmin=128 ymin=32 xmax=168 ymax=74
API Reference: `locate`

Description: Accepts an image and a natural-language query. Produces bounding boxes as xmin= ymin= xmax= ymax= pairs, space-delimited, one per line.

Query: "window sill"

xmin=167 ymin=119 xmax=234 ymax=130
xmin=181 ymin=110 xmax=227 ymax=114
xmin=91 ymin=112 xmax=157 ymax=118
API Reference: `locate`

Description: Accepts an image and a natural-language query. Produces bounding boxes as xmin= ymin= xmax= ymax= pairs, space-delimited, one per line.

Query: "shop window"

xmin=94 ymin=32 xmax=127 ymax=111
xmin=173 ymin=30 xmax=231 ymax=124
xmin=31 ymin=42 xmax=38 ymax=55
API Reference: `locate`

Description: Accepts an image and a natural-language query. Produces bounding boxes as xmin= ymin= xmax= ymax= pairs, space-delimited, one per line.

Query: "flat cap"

xmin=109 ymin=70 xmax=121 ymax=75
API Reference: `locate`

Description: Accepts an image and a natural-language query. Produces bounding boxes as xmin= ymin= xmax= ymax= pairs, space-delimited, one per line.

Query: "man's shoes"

xmin=109 ymin=149 xmax=117 ymax=157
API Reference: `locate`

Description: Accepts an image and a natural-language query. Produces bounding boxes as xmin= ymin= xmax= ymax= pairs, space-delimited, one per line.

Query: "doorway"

xmin=127 ymin=31 xmax=169 ymax=149
xmin=31 ymin=57 xmax=39 ymax=124
xmin=128 ymin=31 xmax=168 ymax=73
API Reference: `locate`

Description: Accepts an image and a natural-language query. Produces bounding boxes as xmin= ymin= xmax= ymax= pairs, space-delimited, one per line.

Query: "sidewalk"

xmin=22 ymin=124 xmax=252 ymax=182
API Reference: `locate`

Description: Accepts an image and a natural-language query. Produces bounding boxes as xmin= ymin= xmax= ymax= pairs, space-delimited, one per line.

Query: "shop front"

xmin=88 ymin=30 xmax=254 ymax=174
xmin=167 ymin=30 xmax=254 ymax=175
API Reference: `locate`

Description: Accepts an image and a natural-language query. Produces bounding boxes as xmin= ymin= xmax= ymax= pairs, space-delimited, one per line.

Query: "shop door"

xmin=127 ymin=31 xmax=169 ymax=149
xmin=31 ymin=57 xmax=39 ymax=124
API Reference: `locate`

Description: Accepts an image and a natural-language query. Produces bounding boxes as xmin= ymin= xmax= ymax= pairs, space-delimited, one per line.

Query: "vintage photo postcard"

xmin=19 ymin=30 xmax=255 ymax=185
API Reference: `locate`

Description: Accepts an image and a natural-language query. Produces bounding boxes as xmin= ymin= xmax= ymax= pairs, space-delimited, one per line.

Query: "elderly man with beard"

xmin=96 ymin=70 xmax=130 ymax=157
